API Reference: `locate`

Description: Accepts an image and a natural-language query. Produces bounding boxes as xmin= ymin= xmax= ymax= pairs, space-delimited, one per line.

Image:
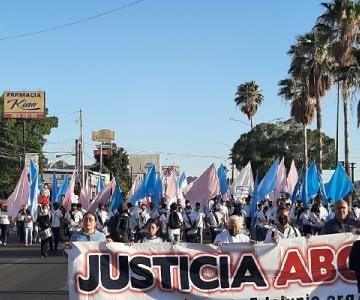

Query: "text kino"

xmin=7 ymin=99 xmax=41 ymax=111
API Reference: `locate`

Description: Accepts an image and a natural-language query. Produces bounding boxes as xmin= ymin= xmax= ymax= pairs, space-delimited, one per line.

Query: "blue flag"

xmin=300 ymin=162 xmax=327 ymax=205
xmin=217 ymin=164 xmax=228 ymax=196
xmin=96 ymin=173 xmax=105 ymax=196
xmin=109 ymin=183 xmax=123 ymax=212
xmin=153 ymin=173 xmax=163 ymax=207
xmin=51 ymin=173 xmax=58 ymax=204
xmin=325 ymin=162 xmax=353 ymax=202
xmin=38 ymin=176 xmax=43 ymax=193
xmin=131 ymin=164 xmax=157 ymax=204
xmin=177 ymin=172 xmax=186 ymax=189
xmin=56 ymin=174 xmax=69 ymax=204
xmin=256 ymin=159 xmax=279 ymax=202
xmin=250 ymin=171 xmax=259 ymax=217
xmin=300 ymin=162 xmax=319 ymax=204
xmin=28 ymin=160 xmax=39 ymax=217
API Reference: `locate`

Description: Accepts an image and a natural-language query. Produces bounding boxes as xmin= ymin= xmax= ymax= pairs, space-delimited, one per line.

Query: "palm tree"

xmin=317 ymin=0 xmax=360 ymax=175
xmin=288 ymin=31 xmax=333 ymax=173
xmin=278 ymin=78 xmax=315 ymax=167
xmin=234 ymin=81 xmax=264 ymax=129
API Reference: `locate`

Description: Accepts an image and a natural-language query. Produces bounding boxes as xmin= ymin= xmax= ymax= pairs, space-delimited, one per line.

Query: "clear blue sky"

xmin=0 ymin=0 xmax=359 ymax=179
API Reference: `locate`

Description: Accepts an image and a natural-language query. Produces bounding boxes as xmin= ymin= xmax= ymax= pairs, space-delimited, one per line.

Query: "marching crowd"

xmin=0 ymin=186 xmax=360 ymax=256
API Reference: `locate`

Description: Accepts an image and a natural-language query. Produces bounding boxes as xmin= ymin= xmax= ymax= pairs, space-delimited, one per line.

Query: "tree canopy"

xmin=92 ymin=144 xmax=131 ymax=195
xmin=231 ymin=119 xmax=336 ymax=178
xmin=0 ymin=96 xmax=58 ymax=198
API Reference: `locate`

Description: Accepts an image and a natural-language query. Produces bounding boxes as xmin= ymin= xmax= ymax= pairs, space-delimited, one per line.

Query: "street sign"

xmin=94 ymin=149 xmax=113 ymax=156
xmin=92 ymin=129 xmax=115 ymax=143
xmin=25 ymin=153 xmax=39 ymax=171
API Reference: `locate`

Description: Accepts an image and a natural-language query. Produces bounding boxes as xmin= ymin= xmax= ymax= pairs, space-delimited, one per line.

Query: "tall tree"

xmin=278 ymin=78 xmax=315 ymax=168
xmin=288 ymin=31 xmax=333 ymax=173
xmin=92 ymin=144 xmax=131 ymax=195
xmin=234 ymin=81 xmax=264 ymax=129
xmin=0 ymin=97 xmax=58 ymax=198
xmin=231 ymin=119 xmax=335 ymax=178
xmin=317 ymin=0 xmax=360 ymax=175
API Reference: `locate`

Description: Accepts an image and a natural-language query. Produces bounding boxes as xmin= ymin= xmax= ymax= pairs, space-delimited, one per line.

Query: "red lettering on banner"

xmin=274 ymin=249 xmax=312 ymax=287
xmin=337 ymin=244 xmax=356 ymax=282
xmin=309 ymin=247 xmax=336 ymax=283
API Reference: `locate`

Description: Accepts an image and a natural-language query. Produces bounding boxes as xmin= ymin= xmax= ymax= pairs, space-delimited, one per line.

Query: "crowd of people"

xmin=0 ymin=188 xmax=360 ymax=256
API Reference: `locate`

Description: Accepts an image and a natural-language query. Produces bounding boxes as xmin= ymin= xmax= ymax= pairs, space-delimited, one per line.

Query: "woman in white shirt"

xmin=140 ymin=218 xmax=164 ymax=243
xmin=0 ymin=205 xmax=11 ymax=246
xmin=24 ymin=209 xmax=34 ymax=246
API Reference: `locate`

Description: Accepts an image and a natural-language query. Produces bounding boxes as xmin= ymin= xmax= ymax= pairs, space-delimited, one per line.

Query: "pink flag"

xmin=165 ymin=169 xmax=177 ymax=204
xmin=88 ymin=178 xmax=116 ymax=213
xmin=184 ymin=164 xmax=220 ymax=206
xmin=63 ymin=170 xmax=76 ymax=211
xmin=272 ymin=157 xmax=287 ymax=200
xmin=7 ymin=168 xmax=30 ymax=218
xmin=127 ymin=174 xmax=142 ymax=203
xmin=79 ymin=175 xmax=90 ymax=210
xmin=287 ymin=160 xmax=298 ymax=195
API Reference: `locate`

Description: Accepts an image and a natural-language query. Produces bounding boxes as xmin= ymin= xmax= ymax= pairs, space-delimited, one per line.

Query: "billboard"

xmin=3 ymin=91 xmax=45 ymax=119
xmin=92 ymin=129 xmax=115 ymax=143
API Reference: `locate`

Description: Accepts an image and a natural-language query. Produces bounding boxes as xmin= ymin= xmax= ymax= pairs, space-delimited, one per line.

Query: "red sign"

xmin=94 ymin=149 xmax=113 ymax=156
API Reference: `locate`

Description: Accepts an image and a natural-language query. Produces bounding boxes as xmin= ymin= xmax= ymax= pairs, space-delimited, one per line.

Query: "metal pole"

xmin=100 ymin=143 xmax=103 ymax=174
xmin=80 ymin=109 xmax=85 ymax=188
xmin=22 ymin=121 xmax=26 ymax=168
xmin=336 ymin=81 xmax=340 ymax=165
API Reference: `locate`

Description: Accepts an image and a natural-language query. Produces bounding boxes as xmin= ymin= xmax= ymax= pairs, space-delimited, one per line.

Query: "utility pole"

xmin=99 ymin=143 xmax=103 ymax=175
xmin=80 ymin=109 xmax=85 ymax=189
xmin=75 ymin=139 xmax=79 ymax=172
xmin=350 ymin=162 xmax=356 ymax=184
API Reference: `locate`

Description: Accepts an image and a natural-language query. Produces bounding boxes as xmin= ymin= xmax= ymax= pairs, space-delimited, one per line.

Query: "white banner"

xmin=67 ymin=233 xmax=360 ymax=300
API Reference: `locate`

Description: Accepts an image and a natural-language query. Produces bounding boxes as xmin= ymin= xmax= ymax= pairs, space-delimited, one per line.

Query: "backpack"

xmin=168 ymin=212 xmax=181 ymax=229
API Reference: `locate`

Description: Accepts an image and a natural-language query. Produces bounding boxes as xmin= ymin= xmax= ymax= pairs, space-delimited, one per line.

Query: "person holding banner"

xmin=140 ymin=218 xmax=164 ymax=243
xmin=264 ymin=207 xmax=300 ymax=243
xmin=64 ymin=212 xmax=112 ymax=249
xmin=214 ymin=215 xmax=250 ymax=244
xmin=349 ymin=239 xmax=360 ymax=293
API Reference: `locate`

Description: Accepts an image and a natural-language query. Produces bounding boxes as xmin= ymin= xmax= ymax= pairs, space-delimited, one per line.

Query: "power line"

xmin=0 ymin=0 xmax=145 ymax=41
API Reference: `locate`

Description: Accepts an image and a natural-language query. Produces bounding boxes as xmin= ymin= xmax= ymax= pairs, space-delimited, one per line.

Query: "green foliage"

xmin=231 ymin=119 xmax=336 ymax=178
xmin=0 ymin=95 xmax=58 ymax=198
xmin=92 ymin=144 xmax=131 ymax=195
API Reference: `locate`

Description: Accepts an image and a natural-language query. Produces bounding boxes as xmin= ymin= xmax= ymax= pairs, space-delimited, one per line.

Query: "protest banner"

xmin=67 ymin=233 xmax=359 ymax=300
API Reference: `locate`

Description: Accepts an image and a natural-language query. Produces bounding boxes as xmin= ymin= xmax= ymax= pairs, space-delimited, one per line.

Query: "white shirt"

xmin=309 ymin=212 xmax=324 ymax=228
xmin=255 ymin=211 xmax=267 ymax=227
xmin=65 ymin=210 xmax=83 ymax=230
xmin=51 ymin=209 xmax=63 ymax=227
xmin=300 ymin=212 xmax=310 ymax=226
xmin=182 ymin=209 xmax=197 ymax=229
xmin=319 ymin=205 xmax=329 ymax=221
xmin=193 ymin=210 xmax=204 ymax=228
xmin=243 ymin=204 xmax=251 ymax=217
xmin=0 ymin=212 xmax=10 ymax=225
xmin=24 ymin=215 xmax=33 ymax=228
xmin=265 ymin=225 xmax=301 ymax=242
xmin=220 ymin=204 xmax=229 ymax=222
xmin=207 ymin=211 xmax=225 ymax=228
xmin=149 ymin=209 xmax=160 ymax=219
xmin=214 ymin=230 xmax=250 ymax=243
xmin=141 ymin=236 xmax=163 ymax=243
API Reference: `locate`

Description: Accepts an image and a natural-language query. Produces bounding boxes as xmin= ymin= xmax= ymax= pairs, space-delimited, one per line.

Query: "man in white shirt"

xmin=50 ymin=202 xmax=63 ymax=252
xmin=214 ymin=215 xmax=250 ymax=244
xmin=65 ymin=203 xmax=83 ymax=238
xmin=193 ymin=202 xmax=205 ymax=244
xmin=265 ymin=207 xmax=301 ymax=243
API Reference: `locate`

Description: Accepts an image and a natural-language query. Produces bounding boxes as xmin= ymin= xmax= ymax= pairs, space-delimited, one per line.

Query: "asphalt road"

xmin=0 ymin=232 xmax=68 ymax=300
